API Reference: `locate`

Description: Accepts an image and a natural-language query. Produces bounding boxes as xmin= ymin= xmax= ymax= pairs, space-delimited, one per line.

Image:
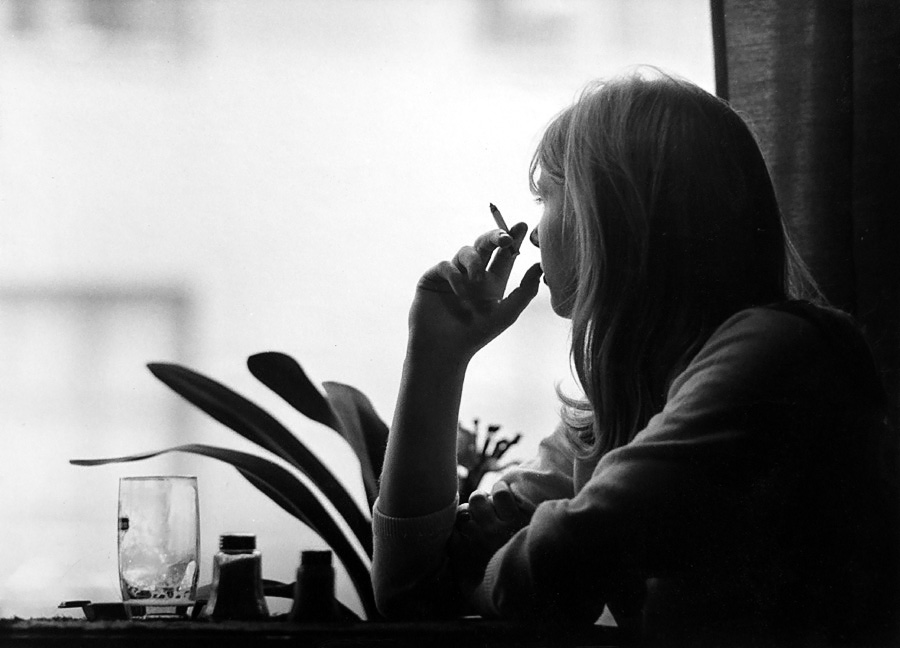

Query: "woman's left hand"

xmin=448 ymin=483 xmax=533 ymax=595
xmin=409 ymin=222 xmax=543 ymax=362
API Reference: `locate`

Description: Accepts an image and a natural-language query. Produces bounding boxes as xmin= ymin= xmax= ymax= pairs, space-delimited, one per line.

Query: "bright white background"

xmin=0 ymin=0 xmax=713 ymax=618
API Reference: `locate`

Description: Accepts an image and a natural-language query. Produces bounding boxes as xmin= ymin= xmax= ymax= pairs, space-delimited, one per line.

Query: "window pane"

xmin=0 ymin=0 xmax=713 ymax=618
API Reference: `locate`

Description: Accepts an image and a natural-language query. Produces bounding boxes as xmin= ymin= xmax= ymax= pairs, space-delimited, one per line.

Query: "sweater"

xmin=373 ymin=302 xmax=899 ymax=645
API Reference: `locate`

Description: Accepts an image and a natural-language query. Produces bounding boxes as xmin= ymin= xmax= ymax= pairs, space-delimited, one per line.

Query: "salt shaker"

xmin=203 ymin=533 xmax=269 ymax=621
xmin=290 ymin=550 xmax=337 ymax=622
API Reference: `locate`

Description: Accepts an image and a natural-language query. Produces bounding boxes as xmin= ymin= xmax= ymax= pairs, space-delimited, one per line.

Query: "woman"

xmin=373 ymin=70 xmax=899 ymax=645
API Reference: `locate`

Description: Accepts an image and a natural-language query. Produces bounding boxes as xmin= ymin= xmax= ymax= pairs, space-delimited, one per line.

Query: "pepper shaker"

xmin=290 ymin=550 xmax=337 ymax=622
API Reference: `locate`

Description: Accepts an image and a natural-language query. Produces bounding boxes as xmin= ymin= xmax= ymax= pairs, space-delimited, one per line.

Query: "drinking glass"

xmin=118 ymin=476 xmax=200 ymax=612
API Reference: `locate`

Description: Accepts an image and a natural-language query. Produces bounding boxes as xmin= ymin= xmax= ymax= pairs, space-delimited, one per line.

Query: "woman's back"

xmin=497 ymin=301 xmax=899 ymax=644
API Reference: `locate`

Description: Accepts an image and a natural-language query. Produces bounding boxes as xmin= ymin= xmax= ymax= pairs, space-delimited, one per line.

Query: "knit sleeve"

xmin=494 ymin=421 xmax=576 ymax=508
xmin=371 ymin=494 xmax=460 ymax=619
xmin=470 ymin=307 xmax=835 ymax=622
xmin=371 ymin=422 xmax=577 ymax=619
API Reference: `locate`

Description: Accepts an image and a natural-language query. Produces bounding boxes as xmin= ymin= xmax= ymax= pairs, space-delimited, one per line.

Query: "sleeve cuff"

xmin=373 ymin=495 xmax=460 ymax=541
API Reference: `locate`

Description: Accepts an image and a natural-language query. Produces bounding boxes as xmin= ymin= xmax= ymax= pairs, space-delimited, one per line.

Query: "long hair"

xmin=530 ymin=69 xmax=823 ymax=458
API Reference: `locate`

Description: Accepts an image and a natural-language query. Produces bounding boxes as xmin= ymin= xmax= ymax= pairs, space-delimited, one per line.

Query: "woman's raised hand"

xmin=410 ymin=222 xmax=543 ymax=361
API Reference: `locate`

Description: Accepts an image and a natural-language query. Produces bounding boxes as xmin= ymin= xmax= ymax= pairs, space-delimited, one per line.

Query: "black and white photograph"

xmin=0 ymin=1 xmax=897 ymax=646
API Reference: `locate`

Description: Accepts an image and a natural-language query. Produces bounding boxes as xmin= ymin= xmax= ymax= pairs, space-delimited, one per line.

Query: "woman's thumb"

xmin=496 ymin=263 xmax=543 ymax=326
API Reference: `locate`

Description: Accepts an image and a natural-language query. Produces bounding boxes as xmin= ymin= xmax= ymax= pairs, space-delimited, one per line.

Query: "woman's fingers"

xmin=454 ymin=246 xmax=485 ymax=282
xmin=492 ymin=479 xmax=536 ymax=518
xmin=493 ymin=262 xmax=543 ymax=327
xmin=426 ymin=224 xmax=531 ymax=304
xmin=455 ymin=503 xmax=477 ymax=532
xmin=486 ymin=222 xmax=528 ymax=277
xmin=468 ymin=487 xmax=521 ymax=525
xmin=473 ymin=228 xmax=514 ymax=262
xmin=465 ymin=488 xmax=527 ymax=555
xmin=413 ymin=226 xmax=541 ymax=359
xmin=417 ymin=260 xmax=470 ymax=298
xmin=489 ymin=482 xmax=521 ymax=521
xmin=467 ymin=490 xmax=494 ymax=527
xmin=454 ymin=229 xmax=511 ymax=281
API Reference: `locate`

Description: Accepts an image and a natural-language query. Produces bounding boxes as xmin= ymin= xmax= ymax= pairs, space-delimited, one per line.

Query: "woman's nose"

xmin=530 ymin=227 xmax=540 ymax=248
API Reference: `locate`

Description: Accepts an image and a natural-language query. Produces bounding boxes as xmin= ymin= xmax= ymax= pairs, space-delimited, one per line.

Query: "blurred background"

xmin=0 ymin=0 xmax=713 ymax=618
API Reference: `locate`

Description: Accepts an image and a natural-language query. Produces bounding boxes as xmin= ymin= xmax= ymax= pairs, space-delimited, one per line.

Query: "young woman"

xmin=372 ymin=70 xmax=899 ymax=645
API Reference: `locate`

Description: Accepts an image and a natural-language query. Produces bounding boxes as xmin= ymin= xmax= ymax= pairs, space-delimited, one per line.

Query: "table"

xmin=0 ymin=618 xmax=627 ymax=647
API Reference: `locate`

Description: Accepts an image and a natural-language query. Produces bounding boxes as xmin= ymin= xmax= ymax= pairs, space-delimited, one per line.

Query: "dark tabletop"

xmin=0 ymin=617 xmax=627 ymax=648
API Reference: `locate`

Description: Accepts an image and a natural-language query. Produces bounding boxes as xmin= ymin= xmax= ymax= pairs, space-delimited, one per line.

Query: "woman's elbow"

xmin=372 ymin=562 xmax=462 ymax=620
xmin=374 ymin=581 xmax=460 ymax=621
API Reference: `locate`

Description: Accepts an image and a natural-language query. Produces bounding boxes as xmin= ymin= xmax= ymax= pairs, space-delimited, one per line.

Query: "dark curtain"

xmin=712 ymin=0 xmax=900 ymax=428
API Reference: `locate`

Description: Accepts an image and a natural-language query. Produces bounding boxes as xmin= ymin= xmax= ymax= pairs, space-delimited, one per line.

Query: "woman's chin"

xmin=550 ymin=295 xmax=574 ymax=319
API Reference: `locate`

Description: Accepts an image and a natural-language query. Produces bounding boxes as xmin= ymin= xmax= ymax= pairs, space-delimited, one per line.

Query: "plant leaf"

xmin=246 ymin=352 xmax=343 ymax=433
xmin=246 ymin=353 xmax=387 ymax=508
xmin=322 ymin=381 xmax=389 ymax=508
xmin=145 ymin=362 xmax=371 ymax=557
xmin=234 ymin=468 xmax=318 ymax=534
xmin=72 ymin=444 xmax=322 ymax=548
xmin=70 ymin=444 xmax=378 ymax=619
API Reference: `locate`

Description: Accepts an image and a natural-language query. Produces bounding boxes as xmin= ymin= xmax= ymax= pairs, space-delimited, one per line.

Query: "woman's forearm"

xmin=378 ymin=342 xmax=468 ymax=518
xmin=378 ymin=227 xmax=537 ymax=520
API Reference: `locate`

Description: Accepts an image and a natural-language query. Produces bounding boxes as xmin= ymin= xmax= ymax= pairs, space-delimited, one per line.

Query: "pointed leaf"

xmin=72 ymin=444 xmax=317 ymax=544
xmin=247 ymin=352 xmax=342 ymax=433
xmin=70 ymin=444 xmax=377 ymax=618
xmin=322 ymin=381 xmax=389 ymax=508
xmin=71 ymin=442 xmax=371 ymax=559
xmin=247 ymin=354 xmax=385 ymax=508
xmin=146 ymin=362 xmax=371 ymax=555
xmin=234 ymin=468 xmax=318 ymax=535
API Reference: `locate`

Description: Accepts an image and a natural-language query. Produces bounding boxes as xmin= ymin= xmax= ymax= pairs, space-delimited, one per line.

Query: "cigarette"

xmin=490 ymin=202 xmax=509 ymax=232
xmin=489 ymin=202 xmax=520 ymax=254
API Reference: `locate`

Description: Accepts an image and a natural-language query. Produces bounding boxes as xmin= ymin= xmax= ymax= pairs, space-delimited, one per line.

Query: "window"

xmin=0 ymin=0 xmax=714 ymax=618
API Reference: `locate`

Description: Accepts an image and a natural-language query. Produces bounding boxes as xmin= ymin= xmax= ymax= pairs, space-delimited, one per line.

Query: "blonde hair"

xmin=531 ymin=69 xmax=824 ymax=458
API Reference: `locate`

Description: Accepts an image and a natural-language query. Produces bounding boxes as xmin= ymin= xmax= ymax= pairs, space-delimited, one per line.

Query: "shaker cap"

xmin=220 ymin=533 xmax=256 ymax=551
xmin=301 ymin=550 xmax=332 ymax=566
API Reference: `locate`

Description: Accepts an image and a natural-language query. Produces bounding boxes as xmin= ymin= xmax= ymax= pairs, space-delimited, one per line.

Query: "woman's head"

xmin=530 ymin=69 xmax=819 ymax=455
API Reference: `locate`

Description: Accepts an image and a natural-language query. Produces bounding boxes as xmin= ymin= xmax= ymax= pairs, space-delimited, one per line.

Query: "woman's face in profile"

xmin=532 ymin=173 xmax=576 ymax=318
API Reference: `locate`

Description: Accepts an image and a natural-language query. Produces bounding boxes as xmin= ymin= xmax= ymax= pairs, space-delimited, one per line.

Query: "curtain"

xmin=712 ymin=0 xmax=900 ymax=428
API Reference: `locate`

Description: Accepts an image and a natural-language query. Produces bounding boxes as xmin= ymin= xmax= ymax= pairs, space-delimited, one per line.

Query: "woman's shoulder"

xmin=669 ymin=300 xmax=880 ymax=405
xmin=721 ymin=300 xmax=858 ymax=339
xmin=704 ymin=300 xmax=863 ymax=364
xmin=716 ymin=299 xmax=851 ymax=340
